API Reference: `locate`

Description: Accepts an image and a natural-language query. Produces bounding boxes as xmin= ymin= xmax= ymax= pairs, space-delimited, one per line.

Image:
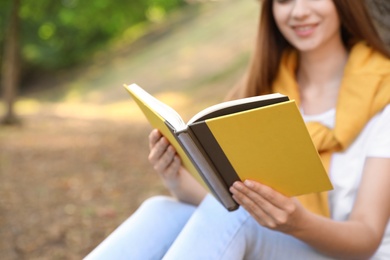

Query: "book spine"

xmin=176 ymin=131 xmax=239 ymax=211
xmin=189 ymin=122 xmax=240 ymax=188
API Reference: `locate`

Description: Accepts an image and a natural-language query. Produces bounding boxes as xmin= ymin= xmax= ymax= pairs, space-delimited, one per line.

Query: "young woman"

xmin=85 ymin=0 xmax=390 ymax=259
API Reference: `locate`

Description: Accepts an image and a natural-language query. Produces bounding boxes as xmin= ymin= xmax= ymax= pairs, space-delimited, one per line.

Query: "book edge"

xmin=177 ymin=131 xmax=239 ymax=211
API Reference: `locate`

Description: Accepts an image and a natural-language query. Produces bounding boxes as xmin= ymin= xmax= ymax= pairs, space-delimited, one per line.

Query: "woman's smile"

xmin=273 ymin=0 xmax=342 ymax=53
xmin=292 ymin=23 xmax=318 ymax=37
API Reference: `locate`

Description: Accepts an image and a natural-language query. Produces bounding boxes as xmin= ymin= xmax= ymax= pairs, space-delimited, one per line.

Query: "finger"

xmin=148 ymin=136 xmax=170 ymax=165
xmin=148 ymin=129 xmax=162 ymax=150
xmin=153 ymin=145 xmax=177 ymax=173
xmin=231 ymin=181 xmax=282 ymax=212
xmin=242 ymin=181 xmax=293 ymax=227
xmin=161 ymin=155 xmax=181 ymax=179
xmin=231 ymin=181 xmax=291 ymax=229
xmin=230 ymin=183 xmax=273 ymax=227
xmin=243 ymin=180 xmax=294 ymax=214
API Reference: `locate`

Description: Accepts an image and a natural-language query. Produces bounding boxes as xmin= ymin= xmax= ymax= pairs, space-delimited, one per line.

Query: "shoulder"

xmin=344 ymin=42 xmax=390 ymax=104
xmin=346 ymin=42 xmax=390 ymax=77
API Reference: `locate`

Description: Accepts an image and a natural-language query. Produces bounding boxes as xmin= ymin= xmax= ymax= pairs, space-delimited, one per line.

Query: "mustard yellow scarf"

xmin=273 ymin=42 xmax=390 ymax=217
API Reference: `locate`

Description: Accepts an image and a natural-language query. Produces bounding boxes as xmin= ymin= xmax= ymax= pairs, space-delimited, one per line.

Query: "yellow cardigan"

xmin=272 ymin=42 xmax=390 ymax=217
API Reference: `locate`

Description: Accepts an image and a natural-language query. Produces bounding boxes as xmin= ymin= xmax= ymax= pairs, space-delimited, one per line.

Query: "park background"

xmin=0 ymin=0 xmax=258 ymax=258
xmin=0 ymin=0 xmax=389 ymax=259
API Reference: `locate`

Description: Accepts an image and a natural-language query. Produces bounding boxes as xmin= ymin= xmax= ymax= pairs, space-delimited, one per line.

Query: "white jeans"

xmin=85 ymin=194 xmax=335 ymax=260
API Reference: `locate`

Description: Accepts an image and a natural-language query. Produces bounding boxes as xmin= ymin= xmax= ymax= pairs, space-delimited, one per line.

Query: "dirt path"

xmin=0 ymin=115 xmax=167 ymax=259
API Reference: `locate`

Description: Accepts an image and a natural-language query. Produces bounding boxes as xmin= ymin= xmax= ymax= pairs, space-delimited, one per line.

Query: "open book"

xmin=125 ymin=83 xmax=333 ymax=211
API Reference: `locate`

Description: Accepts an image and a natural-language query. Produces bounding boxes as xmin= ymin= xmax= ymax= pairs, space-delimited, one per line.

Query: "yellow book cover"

xmin=204 ymin=101 xmax=332 ymax=197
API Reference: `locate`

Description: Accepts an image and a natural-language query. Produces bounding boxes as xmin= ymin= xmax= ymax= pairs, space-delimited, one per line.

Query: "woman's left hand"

xmin=230 ymin=180 xmax=306 ymax=234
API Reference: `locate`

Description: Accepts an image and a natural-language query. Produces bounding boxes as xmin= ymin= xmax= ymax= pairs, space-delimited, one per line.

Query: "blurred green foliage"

xmin=0 ymin=0 xmax=186 ymax=78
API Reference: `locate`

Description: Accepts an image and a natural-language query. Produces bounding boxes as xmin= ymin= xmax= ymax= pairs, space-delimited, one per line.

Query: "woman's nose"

xmin=291 ymin=0 xmax=311 ymax=20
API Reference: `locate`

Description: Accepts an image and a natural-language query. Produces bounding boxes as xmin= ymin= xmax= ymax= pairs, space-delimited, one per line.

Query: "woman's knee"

xmin=136 ymin=195 xmax=196 ymax=221
xmin=139 ymin=196 xmax=177 ymax=211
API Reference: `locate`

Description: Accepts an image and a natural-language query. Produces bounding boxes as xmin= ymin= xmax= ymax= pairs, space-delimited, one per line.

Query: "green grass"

xmin=4 ymin=0 xmax=260 ymax=121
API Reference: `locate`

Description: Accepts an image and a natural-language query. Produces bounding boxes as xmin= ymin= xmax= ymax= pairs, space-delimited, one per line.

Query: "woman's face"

xmin=272 ymin=0 xmax=342 ymax=53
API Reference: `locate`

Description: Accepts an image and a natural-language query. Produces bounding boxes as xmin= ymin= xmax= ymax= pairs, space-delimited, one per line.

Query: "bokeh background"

xmin=0 ymin=0 xmax=389 ymax=259
xmin=0 ymin=0 xmax=258 ymax=258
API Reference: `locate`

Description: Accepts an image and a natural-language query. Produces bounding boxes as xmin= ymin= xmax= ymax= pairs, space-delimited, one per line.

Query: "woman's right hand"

xmin=147 ymin=129 xmax=208 ymax=204
xmin=148 ymin=129 xmax=183 ymax=189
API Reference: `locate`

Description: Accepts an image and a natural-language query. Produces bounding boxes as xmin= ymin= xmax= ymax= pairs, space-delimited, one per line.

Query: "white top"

xmin=302 ymin=105 xmax=390 ymax=260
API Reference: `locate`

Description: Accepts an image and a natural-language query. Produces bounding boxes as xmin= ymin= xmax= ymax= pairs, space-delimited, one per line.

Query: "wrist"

xmin=286 ymin=201 xmax=313 ymax=237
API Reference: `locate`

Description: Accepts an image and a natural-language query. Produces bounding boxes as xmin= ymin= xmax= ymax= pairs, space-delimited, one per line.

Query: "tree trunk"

xmin=1 ymin=0 xmax=21 ymax=125
xmin=366 ymin=0 xmax=390 ymax=49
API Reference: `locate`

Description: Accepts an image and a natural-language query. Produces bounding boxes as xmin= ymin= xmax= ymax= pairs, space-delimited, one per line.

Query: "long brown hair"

xmin=227 ymin=0 xmax=390 ymax=100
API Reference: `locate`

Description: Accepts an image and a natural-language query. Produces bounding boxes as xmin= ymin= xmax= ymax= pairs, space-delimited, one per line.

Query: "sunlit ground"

xmin=3 ymin=91 xmax=190 ymax=123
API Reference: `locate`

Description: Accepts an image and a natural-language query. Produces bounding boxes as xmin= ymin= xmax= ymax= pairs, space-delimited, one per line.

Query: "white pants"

xmin=85 ymin=194 xmax=335 ymax=260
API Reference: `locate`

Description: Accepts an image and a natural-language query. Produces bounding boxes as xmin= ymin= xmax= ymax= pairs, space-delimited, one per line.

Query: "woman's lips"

xmin=292 ymin=24 xmax=317 ymax=37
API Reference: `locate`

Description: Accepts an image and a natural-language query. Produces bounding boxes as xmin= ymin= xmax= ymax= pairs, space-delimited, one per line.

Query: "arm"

xmin=230 ymin=157 xmax=390 ymax=259
xmin=148 ymin=129 xmax=207 ymax=205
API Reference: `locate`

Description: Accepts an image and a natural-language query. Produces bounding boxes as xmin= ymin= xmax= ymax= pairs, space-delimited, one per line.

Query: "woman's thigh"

xmin=84 ymin=196 xmax=196 ymax=260
xmin=164 ymin=195 xmax=335 ymax=260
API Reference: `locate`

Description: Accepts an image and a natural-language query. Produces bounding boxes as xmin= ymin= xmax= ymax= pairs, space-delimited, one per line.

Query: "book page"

xmin=126 ymin=84 xmax=187 ymax=131
xmin=187 ymin=93 xmax=287 ymax=125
